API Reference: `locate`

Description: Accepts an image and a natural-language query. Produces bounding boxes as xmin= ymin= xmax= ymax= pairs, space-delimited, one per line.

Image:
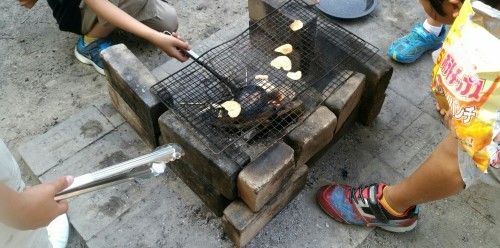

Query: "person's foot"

xmin=74 ymin=36 xmax=113 ymax=75
xmin=388 ymin=23 xmax=446 ymax=63
xmin=47 ymin=213 xmax=69 ymax=248
xmin=317 ymin=183 xmax=419 ymax=232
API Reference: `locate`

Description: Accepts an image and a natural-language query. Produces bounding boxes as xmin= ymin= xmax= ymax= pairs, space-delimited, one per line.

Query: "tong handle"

xmin=56 ymin=144 xmax=183 ymax=197
xmin=163 ymin=30 xmax=200 ymax=59
xmin=162 ymin=30 xmax=239 ymax=95
xmin=54 ymin=162 xmax=167 ymax=201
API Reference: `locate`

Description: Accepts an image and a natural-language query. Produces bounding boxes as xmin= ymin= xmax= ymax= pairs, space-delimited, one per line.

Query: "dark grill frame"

xmin=151 ymin=0 xmax=378 ymax=166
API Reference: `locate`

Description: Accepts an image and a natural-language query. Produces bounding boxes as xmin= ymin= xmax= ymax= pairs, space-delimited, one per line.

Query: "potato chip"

xmin=270 ymin=56 xmax=292 ymax=71
xmin=286 ymin=71 xmax=302 ymax=80
xmin=290 ymin=20 xmax=303 ymax=31
xmin=274 ymin=44 xmax=293 ymax=55
xmin=255 ymin=75 xmax=269 ymax=80
xmin=220 ymin=100 xmax=241 ymax=118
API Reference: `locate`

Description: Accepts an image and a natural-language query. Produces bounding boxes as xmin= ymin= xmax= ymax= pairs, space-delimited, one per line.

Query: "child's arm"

xmin=84 ymin=0 xmax=191 ymax=62
xmin=0 ymin=176 xmax=73 ymax=230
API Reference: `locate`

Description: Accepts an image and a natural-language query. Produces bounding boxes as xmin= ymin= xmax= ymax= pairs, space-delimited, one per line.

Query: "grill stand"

xmin=102 ymin=1 xmax=392 ymax=247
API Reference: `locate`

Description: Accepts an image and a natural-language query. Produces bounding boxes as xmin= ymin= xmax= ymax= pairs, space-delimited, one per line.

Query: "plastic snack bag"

xmin=432 ymin=0 xmax=500 ymax=172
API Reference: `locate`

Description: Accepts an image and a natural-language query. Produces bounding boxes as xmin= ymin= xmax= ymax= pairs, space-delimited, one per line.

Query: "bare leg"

xmin=384 ymin=133 xmax=465 ymax=213
xmin=85 ymin=22 xmax=115 ymax=39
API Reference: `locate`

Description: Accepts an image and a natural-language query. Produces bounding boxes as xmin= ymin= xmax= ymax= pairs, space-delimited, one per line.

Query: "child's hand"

xmin=14 ymin=176 xmax=73 ymax=230
xmin=153 ymin=32 xmax=191 ymax=62
xmin=18 ymin=0 xmax=38 ymax=9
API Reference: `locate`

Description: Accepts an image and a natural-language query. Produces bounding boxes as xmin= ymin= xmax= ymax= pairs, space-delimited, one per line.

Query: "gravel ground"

xmin=0 ymin=1 xmax=247 ymax=247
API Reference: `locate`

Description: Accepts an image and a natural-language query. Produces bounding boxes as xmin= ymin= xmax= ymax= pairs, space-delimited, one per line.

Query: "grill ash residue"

xmin=98 ymin=196 xmax=126 ymax=217
xmin=80 ymin=120 xmax=103 ymax=138
xmin=99 ymin=151 xmax=130 ymax=169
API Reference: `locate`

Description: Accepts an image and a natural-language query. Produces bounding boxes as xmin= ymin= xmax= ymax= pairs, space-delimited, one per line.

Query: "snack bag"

xmin=431 ymin=0 xmax=500 ymax=172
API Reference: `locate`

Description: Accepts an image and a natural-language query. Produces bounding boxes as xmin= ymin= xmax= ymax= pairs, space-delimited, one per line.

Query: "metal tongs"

xmin=54 ymin=144 xmax=184 ymax=201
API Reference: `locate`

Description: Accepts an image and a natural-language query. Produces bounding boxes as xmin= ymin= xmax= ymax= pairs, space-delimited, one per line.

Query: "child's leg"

xmin=141 ymin=0 xmax=178 ymax=32
xmin=316 ymin=133 xmax=465 ymax=232
xmin=81 ymin=0 xmax=178 ymax=36
xmin=387 ymin=15 xmax=445 ymax=63
xmin=383 ymin=133 xmax=465 ymax=213
xmin=85 ymin=22 xmax=115 ymax=39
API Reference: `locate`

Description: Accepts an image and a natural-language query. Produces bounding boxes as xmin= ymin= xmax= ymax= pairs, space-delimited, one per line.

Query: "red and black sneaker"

xmin=317 ymin=183 xmax=419 ymax=233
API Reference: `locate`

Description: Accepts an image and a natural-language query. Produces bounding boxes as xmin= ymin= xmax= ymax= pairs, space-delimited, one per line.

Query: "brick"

xmin=237 ymin=142 xmax=295 ymax=212
xmin=101 ymin=44 xmax=167 ymax=149
xmin=324 ymin=72 xmax=366 ymax=134
xmin=223 ymin=165 xmax=308 ymax=248
xmin=248 ymin=0 xmax=284 ymax=22
xmin=169 ymin=160 xmax=231 ymax=216
xmin=158 ymin=110 xmax=248 ymax=200
xmin=284 ymin=106 xmax=337 ymax=165
xmin=354 ymin=54 xmax=393 ymax=125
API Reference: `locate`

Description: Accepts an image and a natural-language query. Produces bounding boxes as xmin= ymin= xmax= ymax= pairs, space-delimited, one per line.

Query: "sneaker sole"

xmin=74 ymin=47 xmax=105 ymax=75
xmin=379 ymin=220 xmax=418 ymax=233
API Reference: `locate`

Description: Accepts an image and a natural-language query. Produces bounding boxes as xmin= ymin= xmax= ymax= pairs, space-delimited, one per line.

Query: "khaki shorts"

xmin=80 ymin=0 xmax=178 ymax=34
xmin=458 ymin=145 xmax=500 ymax=188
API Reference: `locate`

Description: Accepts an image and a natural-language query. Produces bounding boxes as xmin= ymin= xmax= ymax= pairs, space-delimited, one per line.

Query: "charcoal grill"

xmin=150 ymin=0 xmax=378 ymax=166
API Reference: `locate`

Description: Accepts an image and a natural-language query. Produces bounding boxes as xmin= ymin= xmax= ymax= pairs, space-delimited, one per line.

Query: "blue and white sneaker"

xmin=388 ymin=23 xmax=446 ymax=64
xmin=74 ymin=36 xmax=113 ymax=75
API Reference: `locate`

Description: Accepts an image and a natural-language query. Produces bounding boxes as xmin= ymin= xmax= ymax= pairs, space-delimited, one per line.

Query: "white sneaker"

xmin=47 ymin=213 xmax=69 ymax=248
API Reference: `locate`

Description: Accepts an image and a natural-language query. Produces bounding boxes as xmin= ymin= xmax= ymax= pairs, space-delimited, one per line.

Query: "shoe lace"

xmin=349 ymin=184 xmax=370 ymax=204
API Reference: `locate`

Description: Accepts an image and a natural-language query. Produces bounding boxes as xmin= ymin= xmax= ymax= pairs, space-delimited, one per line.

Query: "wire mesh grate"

xmin=151 ymin=0 xmax=378 ymax=166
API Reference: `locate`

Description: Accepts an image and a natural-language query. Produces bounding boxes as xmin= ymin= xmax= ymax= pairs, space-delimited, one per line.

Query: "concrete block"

xmin=354 ymin=54 xmax=393 ymax=125
xmin=324 ymin=72 xmax=366 ymax=134
xmin=248 ymin=0 xmax=285 ymax=22
xmin=169 ymin=160 xmax=231 ymax=216
xmin=101 ymin=44 xmax=167 ymax=149
xmin=158 ymin=110 xmax=248 ymax=200
xmin=223 ymin=165 xmax=308 ymax=248
xmin=237 ymin=142 xmax=295 ymax=212
xmin=19 ymin=106 xmax=115 ymax=176
xmin=284 ymin=106 xmax=337 ymax=165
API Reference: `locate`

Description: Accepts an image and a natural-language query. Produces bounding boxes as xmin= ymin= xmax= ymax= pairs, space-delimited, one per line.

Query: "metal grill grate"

xmin=151 ymin=0 xmax=378 ymax=166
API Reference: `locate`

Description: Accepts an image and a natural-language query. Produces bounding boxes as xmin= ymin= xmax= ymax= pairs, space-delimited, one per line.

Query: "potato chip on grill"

xmin=255 ymin=74 xmax=269 ymax=80
xmin=270 ymin=56 xmax=292 ymax=71
xmin=274 ymin=44 xmax=293 ymax=55
xmin=287 ymin=71 xmax=302 ymax=80
xmin=290 ymin=20 xmax=303 ymax=31
xmin=220 ymin=100 xmax=242 ymax=118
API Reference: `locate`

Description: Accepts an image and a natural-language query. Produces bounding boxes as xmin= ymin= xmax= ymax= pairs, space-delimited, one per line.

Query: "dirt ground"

xmin=0 ymin=0 xmax=247 ymax=247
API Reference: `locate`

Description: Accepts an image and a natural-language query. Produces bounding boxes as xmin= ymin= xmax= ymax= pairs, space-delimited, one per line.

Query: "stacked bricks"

xmin=101 ymin=2 xmax=388 ymax=243
xmin=101 ymin=44 xmax=166 ymax=149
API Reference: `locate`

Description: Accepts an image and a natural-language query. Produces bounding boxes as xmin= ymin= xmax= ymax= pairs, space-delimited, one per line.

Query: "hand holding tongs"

xmin=54 ymin=144 xmax=184 ymax=201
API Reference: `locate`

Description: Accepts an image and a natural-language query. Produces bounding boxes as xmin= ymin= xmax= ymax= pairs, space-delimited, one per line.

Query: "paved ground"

xmin=2 ymin=0 xmax=499 ymax=247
